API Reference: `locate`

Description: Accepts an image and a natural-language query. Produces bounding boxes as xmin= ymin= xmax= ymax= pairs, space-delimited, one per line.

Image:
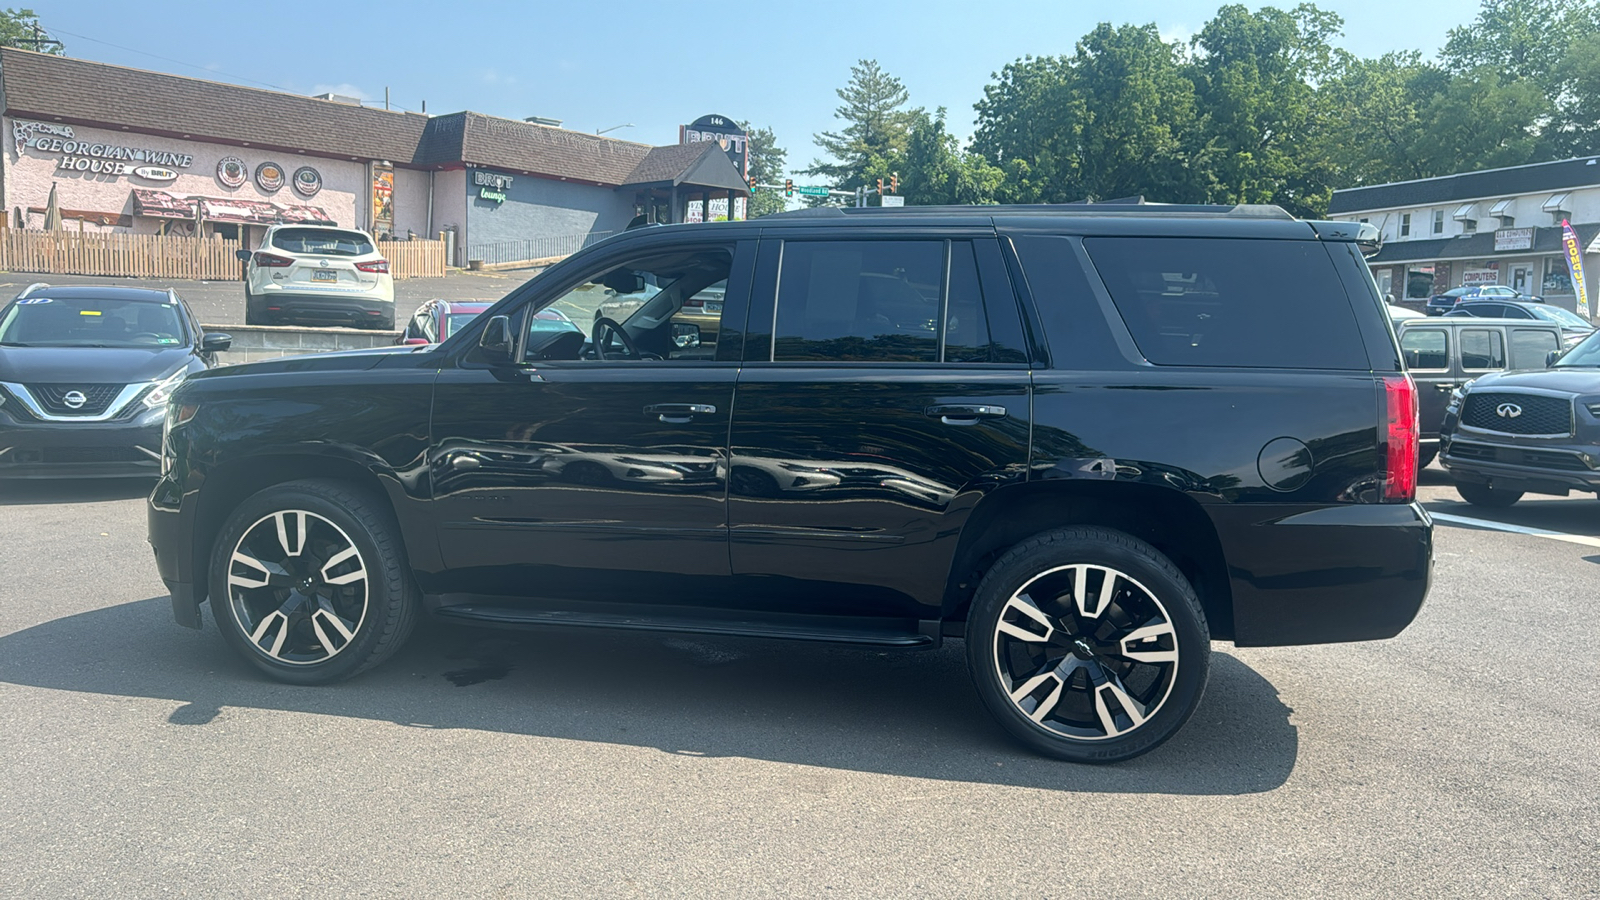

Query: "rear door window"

xmin=1399 ymin=328 xmax=1449 ymax=370
xmin=1082 ymin=237 xmax=1369 ymax=369
xmin=1508 ymin=328 xmax=1559 ymax=369
xmin=1459 ymin=328 xmax=1505 ymax=371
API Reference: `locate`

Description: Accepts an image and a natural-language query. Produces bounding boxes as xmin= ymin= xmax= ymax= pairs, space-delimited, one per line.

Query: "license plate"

xmin=704 ymin=302 xmax=722 ymax=313
xmin=312 ymin=269 xmax=337 ymax=282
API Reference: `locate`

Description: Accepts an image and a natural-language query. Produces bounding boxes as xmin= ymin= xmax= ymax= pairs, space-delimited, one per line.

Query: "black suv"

xmin=149 ymin=206 xmax=1432 ymax=763
xmin=0 ymin=284 xmax=229 ymax=478
xmin=1439 ymin=329 xmax=1600 ymax=508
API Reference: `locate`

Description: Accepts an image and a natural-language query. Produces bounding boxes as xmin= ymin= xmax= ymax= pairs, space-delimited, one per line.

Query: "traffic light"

xmin=877 ymin=178 xmax=884 ymax=195
xmin=784 ymin=178 xmax=793 ymax=197
xmin=890 ymin=173 xmax=898 ymax=194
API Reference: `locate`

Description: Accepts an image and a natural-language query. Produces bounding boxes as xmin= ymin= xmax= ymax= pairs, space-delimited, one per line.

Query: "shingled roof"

xmin=0 ymin=47 xmax=430 ymax=165
xmin=443 ymin=112 xmax=654 ymax=185
xmin=620 ymin=141 xmax=748 ymax=192
xmin=1330 ymin=156 xmax=1600 ymax=215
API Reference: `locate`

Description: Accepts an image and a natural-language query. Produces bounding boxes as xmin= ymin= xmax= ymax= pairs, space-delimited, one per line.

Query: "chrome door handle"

xmin=925 ymin=404 xmax=1006 ymax=426
xmin=645 ymin=403 xmax=716 ymax=424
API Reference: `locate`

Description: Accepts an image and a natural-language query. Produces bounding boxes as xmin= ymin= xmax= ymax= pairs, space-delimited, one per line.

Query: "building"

xmin=1328 ymin=157 xmax=1599 ymax=314
xmin=0 ymin=48 xmax=748 ymax=266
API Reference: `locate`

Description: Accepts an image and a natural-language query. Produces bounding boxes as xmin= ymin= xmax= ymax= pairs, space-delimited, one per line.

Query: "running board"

xmin=432 ymin=600 xmax=939 ymax=649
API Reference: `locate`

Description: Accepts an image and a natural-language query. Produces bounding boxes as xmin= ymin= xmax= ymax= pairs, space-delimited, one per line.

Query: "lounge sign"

xmin=12 ymin=120 xmax=194 ymax=177
xmin=474 ymin=170 xmax=512 ymax=204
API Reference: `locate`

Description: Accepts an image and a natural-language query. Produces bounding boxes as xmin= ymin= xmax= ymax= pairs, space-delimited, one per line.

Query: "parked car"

xmin=1390 ymin=304 xmax=1428 ymax=323
xmin=149 ymin=204 xmax=1431 ymax=763
xmin=395 ymin=300 xmax=543 ymax=345
xmin=1397 ymin=317 xmax=1567 ymax=468
xmin=0 ymin=284 xmax=228 ymax=478
xmin=238 ymin=225 xmax=395 ymax=329
xmin=1438 ymin=328 xmax=1600 ymax=508
xmin=1426 ymin=285 xmax=1542 ymax=316
xmin=1443 ymin=299 xmax=1593 ymax=345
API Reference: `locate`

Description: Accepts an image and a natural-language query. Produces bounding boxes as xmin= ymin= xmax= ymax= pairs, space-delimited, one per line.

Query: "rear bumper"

xmin=251 ymin=288 xmax=394 ymax=326
xmin=1209 ymin=502 xmax=1433 ymax=647
xmin=0 ymin=409 xmax=164 ymax=478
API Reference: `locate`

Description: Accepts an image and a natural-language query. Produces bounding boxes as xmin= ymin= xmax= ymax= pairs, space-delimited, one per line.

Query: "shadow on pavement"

xmin=0 ymin=596 xmax=1298 ymax=795
xmin=0 ymin=477 xmax=155 ymax=506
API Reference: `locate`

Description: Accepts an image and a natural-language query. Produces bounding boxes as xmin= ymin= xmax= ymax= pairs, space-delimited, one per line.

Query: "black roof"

xmin=16 ymin=285 xmax=175 ymax=302
xmin=1329 ymin=156 xmax=1600 ymax=215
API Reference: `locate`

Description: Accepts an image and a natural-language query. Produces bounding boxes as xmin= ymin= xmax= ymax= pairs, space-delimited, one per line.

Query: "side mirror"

xmin=1546 ymin=349 xmax=1561 ymax=367
xmin=234 ymin=249 xmax=252 ymax=262
xmin=478 ymin=314 xmax=513 ymax=360
xmin=671 ymin=322 xmax=701 ymax=349
xmin=200 ymin=332 xmax=232 ymax=352
xmin=402 ymin=337 xmax=431 ymax=346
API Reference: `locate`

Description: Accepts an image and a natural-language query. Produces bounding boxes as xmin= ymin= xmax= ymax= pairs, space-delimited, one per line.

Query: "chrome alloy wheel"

xmin=992 ymin=564 xmax=1179 ymax=741
xmin=226 ymin=510 xmax=370 ymax=665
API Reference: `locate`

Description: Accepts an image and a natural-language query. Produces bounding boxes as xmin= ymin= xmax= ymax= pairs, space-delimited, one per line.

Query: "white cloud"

xmin=1159 ymin=23 xmax=1193 ymax=46
xmin=479 ymin=69 xmax=518 ymax=86
xmin=310 ymin=82 xmax=371 ymax=100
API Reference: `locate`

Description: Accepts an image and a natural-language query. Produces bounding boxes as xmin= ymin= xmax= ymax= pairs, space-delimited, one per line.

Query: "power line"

xmin=45 ymin=26 xmax=420 ymax=114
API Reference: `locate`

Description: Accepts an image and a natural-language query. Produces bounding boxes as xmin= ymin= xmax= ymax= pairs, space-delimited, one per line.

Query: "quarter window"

xmin=1459 ymin=328 xmax=1505 ymax=370
xmin=1509 ymin=328 xmax=1558 ymax=369
xmin=1399 ymin=329 xmax=1448 ymax=370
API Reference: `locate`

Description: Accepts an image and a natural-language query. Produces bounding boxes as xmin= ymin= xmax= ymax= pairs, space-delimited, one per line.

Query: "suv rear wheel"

xmin=966 ymin=527 xmax=1210 ymax=763
xmin=208 ymin=479 xmax=417 ymax=684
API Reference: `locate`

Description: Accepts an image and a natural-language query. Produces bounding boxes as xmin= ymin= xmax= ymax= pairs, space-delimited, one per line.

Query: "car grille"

xmin=1449 ymin=441 xmax=1591 ymax=471
xmin=1461 ymin=393 xmax=1572 ymax=436
xmin=27 ymin=383 xmax=125 ymax=416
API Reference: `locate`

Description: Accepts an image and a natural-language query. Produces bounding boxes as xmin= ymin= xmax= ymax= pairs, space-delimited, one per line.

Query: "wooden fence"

xmin=0 ymin=230 xmax=447 ymax=280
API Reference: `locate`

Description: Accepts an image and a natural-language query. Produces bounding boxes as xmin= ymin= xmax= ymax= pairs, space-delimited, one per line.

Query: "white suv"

xmin=237 ymin=225 xmax=395 ymax=329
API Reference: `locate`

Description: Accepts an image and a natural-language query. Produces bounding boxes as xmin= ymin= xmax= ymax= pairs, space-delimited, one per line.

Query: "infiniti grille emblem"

xmin=1496 ymin=403 xmax=1523 ymax=418
xmin=62 ymin=390 xmax=87 ymax=409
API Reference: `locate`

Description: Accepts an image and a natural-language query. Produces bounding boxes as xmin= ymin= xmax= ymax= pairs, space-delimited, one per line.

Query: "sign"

xmin=796 ymin=185 xmax=829 ymax=197
xmin=1461 ymin=268 xmax=1498 ymax=286
xmin=370 ymin=161 xmax=394 ymax=236
xmin=255 ymin=161 xmax=286 ymax=192
xmin=880 ymin=195 xmax=905 ymax=207
xmin=1561 ymin=220 xmax=1590 ymax=318
xmin=732 ymin=197 xmax=746 ymax=222
xmin=12 ymin=120 xmax=194 ymax=177
xmin=478 ymin=188 xmax=506 ymax=204
xmin=133 ymin=166 xmax=178 ymax=183
xmin=292 ymin=166 xmax=322 ymax=197
xmin=217 ymin=157 xmax=247 ymax=188
xmin=1494 ymin=227 xmax=1535 ymax=252
xmin=707 ymin=197 xmax=729 ymax=221
xmin=685 ymin=200 xmax=703 ymax=224
xmin=473 ymin=170 xmax=514 ymax=191
xmin=680 ymin=114 xmax=748 ymax=180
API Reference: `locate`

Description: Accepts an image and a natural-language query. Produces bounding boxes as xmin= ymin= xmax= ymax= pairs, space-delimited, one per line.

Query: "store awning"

xmin=131 ymin=189 xmax=334 ymax=225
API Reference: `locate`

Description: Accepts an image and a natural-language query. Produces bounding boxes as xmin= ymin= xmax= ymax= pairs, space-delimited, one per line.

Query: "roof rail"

xmin=763 ymin=202 xmax=1298 ymax=219
xmin=16 ymin=282 xmax=49 ymax=299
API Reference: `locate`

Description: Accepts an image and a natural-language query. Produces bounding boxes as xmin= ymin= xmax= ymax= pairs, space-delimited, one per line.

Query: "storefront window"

xmin=1544 ymin=258 xmax=1574 ymax=295
xmin=1406 ymin=265 xmax=1435 ymax=299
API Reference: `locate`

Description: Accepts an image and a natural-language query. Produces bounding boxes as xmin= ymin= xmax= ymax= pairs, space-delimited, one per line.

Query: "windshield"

xmin=0 ymin=296 xmax=187 ymax=347
xmin=271 ymin=228 xmax=374 ymax=257
xmin=1554 ymin=330 xmax=1600 ymax=367
xmin=1529 ymin=305 xmax=1592 ymax=328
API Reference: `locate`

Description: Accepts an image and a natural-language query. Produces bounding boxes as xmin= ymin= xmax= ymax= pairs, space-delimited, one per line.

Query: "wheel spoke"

xmin=310 ymin=607 xmax=355 ymax=654
xmin=997 ymin=593 xmax=1053 ymax=643
xmin=1091 ymin=664 xmax=1150 ymax=737
xmin=320 ymin=546 xmax=360 ymax=581
xmin=1077 ymin=567 xmax=1116 ymax=619
xmin=249 ymin=609 xmax=291 ymax=658
xmin=1118 ymin=620 xmax=1178 ymax=664
xmin=273 ymin=511 xmax=308 ymax=557
xmin=229 ymin=550 xmax=286 ymax=589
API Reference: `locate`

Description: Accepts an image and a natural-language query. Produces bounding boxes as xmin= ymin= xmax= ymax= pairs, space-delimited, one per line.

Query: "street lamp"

xmin=597 ymin=123 xmax=635 ymax=136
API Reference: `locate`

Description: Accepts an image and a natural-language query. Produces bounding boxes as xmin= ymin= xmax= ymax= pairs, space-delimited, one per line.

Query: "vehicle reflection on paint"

xmin=730 ymin=453 xmax=957 ymax=509
xmin=431 ymin=439 xmax=724 ymax=494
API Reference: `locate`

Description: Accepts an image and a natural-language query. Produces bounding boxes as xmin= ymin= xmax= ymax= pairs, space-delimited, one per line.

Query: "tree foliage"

xmin=806 ymin=59 xmax=919 ymax=205
xmin=739 ymin=121 xmax=788 ymax=218
xmin=0 ymin=8 xmax=60 ymax=53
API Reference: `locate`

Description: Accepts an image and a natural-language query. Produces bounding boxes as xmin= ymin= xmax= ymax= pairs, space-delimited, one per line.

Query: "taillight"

xmin=682 ymin=298 xmax=704 ymax=308
xmin=356 ymin=259 xmax=390 ymax=274
xmin=253 ymin=251 xmax=293 ymax=267
xmin=1382 ymin=374 xmax=1418 ymax=502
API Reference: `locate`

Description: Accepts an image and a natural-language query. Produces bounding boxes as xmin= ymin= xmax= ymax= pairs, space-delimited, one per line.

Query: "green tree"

xmin=1410 ymin=67 xmax=1545 ymax=173
xmin=1319 ymin=50 xmax=1445 ymax=185
xmin=901 ymin=108 xmax=1003 ymax=206
xmin=0 ymin=8 xmax=60 ymax=53
xmin=738 ymin=121 xmax=788 ymax=218
xmin=806 ymin=59 xmax=919 ymax=203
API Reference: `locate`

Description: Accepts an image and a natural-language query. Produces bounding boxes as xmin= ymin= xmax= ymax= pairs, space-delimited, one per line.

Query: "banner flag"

xmin=1562 ymin=219 xmax=1590 ymax=319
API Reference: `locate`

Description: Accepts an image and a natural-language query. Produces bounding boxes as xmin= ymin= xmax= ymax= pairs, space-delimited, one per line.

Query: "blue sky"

xmin=38 ymin=1 xmax=1481 ymax=181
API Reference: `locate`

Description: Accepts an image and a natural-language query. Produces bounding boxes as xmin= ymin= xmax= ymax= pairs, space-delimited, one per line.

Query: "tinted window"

xmin=532 ymin=247 xmax=731 ymax=362
xmin=1083 ymin=237 xmax=1368 ymax=369
xmin=1399 ymin=329 xmax=1448 ymax=370
xmin=775 ymin=241 xmax=942 ymax=362
xmin=0 ymin=296 xmax=186 ymax=347
xmin=271 ymin=228 xmax=375 ymax=256
xmin=1460 ymin=329 xmax=1505 ymax=370
xmin=1509 ymin=328 xmax=1558 ymax=369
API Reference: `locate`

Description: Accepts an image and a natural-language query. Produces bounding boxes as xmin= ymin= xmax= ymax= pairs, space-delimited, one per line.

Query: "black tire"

xmin=966 ymin=526 xmax=1210 ymax=763
xmin=208 ymin=479 xmax=417 ymax=684
xmin=1456 ymin=481 xmax=1522 ymax=508
xmin=243 ymin=288 xmax=265 ymax=326
xmin=1419 ymin=446 xmax=1438 ymax=469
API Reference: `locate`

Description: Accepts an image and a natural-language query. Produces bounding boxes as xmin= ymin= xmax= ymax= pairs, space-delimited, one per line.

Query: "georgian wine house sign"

xmin=12 ymin=120 xmax=195 ymax=177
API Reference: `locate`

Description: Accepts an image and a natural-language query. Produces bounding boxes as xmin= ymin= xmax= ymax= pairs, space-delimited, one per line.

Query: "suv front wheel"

xmin=966 ymin=527 xmax=1210 ymax=763
xmin=208 ymin=479 xmax=417 ymax=684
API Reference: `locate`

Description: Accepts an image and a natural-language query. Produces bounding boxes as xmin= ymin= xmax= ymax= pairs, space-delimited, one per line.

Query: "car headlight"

xmin=1446 ymin=386 xmax=1465 ymax=415
xmin=144 ymin=369 xmax=188 ymax=408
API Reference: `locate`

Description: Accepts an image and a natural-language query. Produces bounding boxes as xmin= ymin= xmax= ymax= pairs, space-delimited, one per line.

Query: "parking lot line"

xmin=1430 ymin=511 xmax=1600 ymax=549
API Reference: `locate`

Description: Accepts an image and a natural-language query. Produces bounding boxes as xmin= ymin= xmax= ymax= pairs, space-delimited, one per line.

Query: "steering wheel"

xmin=591 ymin=316 xmax=642 ymax=360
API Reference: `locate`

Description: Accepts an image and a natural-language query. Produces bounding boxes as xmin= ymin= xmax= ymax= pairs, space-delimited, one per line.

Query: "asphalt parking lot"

xmin=0 ymin=466 xmax=1595 ymax=898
